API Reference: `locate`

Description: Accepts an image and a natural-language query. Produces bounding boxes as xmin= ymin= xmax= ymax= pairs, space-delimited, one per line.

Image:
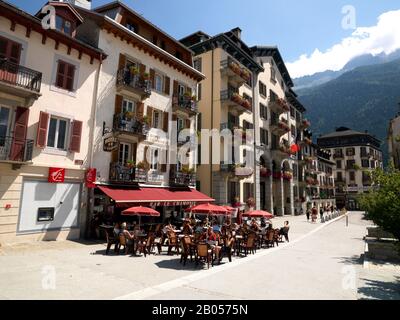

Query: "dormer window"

xmin=126 ymin=21 xmax=138 ymax=33
xmin=56 ymin=15 xmax=72 ymax=35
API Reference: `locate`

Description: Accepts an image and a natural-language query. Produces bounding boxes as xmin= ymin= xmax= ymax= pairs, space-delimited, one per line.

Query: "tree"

xmin=359 ymin=164 xmax=400 ymax=242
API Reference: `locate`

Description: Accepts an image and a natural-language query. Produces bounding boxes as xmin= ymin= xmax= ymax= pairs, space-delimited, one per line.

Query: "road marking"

xmin=114 ymin=215 xmax=345 ymax=300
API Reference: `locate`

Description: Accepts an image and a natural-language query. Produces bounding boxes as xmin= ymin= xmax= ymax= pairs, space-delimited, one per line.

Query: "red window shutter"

xmin=173 ymin=80 xmax=179 ymax=95
xmin=69 ymin=120 xmax=82 ymax=153
xmin=186 ymin=119 xmax=191 ymax=129
xmin=36 ymin=111 xmax=49 ymax=148
xmin=10 ymin=107 xmax=29 ymax=161
xmin=149 ymin=69 xmax=155 ymax=89
xmin=164 ymin=76 xmax=170 ymax=95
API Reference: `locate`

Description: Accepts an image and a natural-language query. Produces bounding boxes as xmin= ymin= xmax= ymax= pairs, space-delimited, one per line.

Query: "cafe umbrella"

xmin=121 ymin=206 xmax=160 ymax=228
xmin=185 ymin=203 xmax=230 ymax=216
xmin=242 ymin=210 xmax=274 ymax=219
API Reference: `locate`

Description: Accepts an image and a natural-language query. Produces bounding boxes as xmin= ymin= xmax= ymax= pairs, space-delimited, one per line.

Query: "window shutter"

xmin=10 ymin=107 xmax=29 ymax=161
xmin=69 ymin=120 xmax=83 ymax=153
xmin=143 ymin=146 xmax=149 ymax=165
xmin=118 ymin=53 xmax=126 ymax=70
xmin=147 ymin=107 xmax=153 ymax=127
xmin=115 ymin=95 xmax=123 ymax=114
xmin=137 ymin=102 xmax=144 ymax=120
xmin=164 ymin=76 xmax=170 ymax=95
xmin=172 ymin=114 xmax=177 ymax=121
xmin=163 ymin=112 xmax=169 ymax=132
xmin=186 ymin=119 xmax=191 ymax=129
xmin=36 ymin=111 xmax=49 ymax=148
xmin=111 ymin=146 xmax=119 ymax=163
xmin=173 ymin=80 xmax=179 ymax=95
xmin=139 ymin=63 xmax=146 ymax=75
xmin=149 ymin=69 xmax=155 ymax=89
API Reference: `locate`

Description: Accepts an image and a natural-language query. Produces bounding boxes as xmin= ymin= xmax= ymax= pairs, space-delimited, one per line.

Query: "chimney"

xmin=231 ymin=27 xmax=242 ymax=39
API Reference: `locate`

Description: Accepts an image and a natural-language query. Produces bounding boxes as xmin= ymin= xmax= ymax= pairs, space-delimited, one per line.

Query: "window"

xmin=122 ymin=98 xmax=135 ymax=115
xmin=177 ymin=117 xmax=184 ymax=132
xmin=194 ymin=58 xmax=202 ymax=72
xmin=118 ymin=142 xmax=131 ymax=165
xmin=56 ymin=15 xmax=72 ymax=35
xmin=175 ymin=51 xmax=183 ymax=60
xmin=153 ymin=110 xmax=161 ymax=128
xmin=349 ymin=171 xmax=355 ymax=181
xmin=0 ymin=35 xmax=22 ymax=64
xmin=56 ymin=60 xmax=75 ymax=91
xmin=37 ymin=208 xmax=55 ymax=222
xmin=346 ymin=159 xmax=355 ymax=169
xmin=0 ymin=106 xmax=11 ymax=138
xmin=346 ymin=147 xmax=355 ymax=156
xmin=259 ymin=81 xmax=267 ymax=97
xmin=336 ymin=160 xmax=342 ymax=169
xmin=361 ymin=159 xmax=369 ymax=168
xmin=291 ymin=125 xmax=296 ymax=137
xmin=337 ymin=172 xmax=343 ymax=181
xmin=152 ymin=35 xmax=158 ymax=45
xmin=270 ymin=66 xmax=276 ymax=82
xmin=370 ymin=160 xmax=376 ymax=169
xmin=260 ymin=128 xmax=268 ymax=146
xmin=155 ymin=73 xmax=164 ymax=92
xmin=334 ymin=148 xmax=343 ymax=157
xmin=150 ymin=149 xmax=159 ymax=170
xmin=161 ymin=41 xmax=166 ymax=50
xmin=197 ymin=83 xmax=202 ymax=100
xmin=244 ymin=183 xmax=254 ymax=200
xmin=290 ymin=107 xmax=295 ymax=118
xmin=260 ymin=103 xmax=268 ymax=120
xmin=47 ymin=116 xmax=69 ymax=150
xmin=126 ymin=21 xmax=138 ymax=33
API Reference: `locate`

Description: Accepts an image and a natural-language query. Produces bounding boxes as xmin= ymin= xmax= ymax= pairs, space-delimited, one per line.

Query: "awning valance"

xmin=98 ymin=186 xmax=214 ymax=206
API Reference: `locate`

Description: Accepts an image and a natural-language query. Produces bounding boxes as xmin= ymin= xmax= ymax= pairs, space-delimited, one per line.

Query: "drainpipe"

xmin=85 ymin=55 xmax=103 ymax=239
xmin=252 ymin=70 xmax=259 ymax=209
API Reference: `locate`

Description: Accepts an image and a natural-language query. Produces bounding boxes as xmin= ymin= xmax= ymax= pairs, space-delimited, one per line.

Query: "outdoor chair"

xmin=180 ymin=236 xmax=194 ymax=266
xmin=195 ymin=243 xmax=213 ymax=269
xmin=167 ymin=231 xmax=180 ymax=255
xmin=273 ymin=229 xmax=280 ymax=246
xmin=239 ymin=234 xmax=257 ymax=256
xmin=265 ymin=230 xmax=275 ymax=248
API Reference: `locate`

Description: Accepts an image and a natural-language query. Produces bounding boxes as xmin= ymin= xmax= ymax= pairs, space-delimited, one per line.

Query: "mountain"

xmin=293 ymin=49 xmax=400 ymax=90
xmin=297 ymin=58 xmax=400 ymax=165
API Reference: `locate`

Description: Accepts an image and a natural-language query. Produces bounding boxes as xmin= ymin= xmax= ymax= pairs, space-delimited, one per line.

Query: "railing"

xmin=116 ymin=68 xmax=151 ymax=96
xmin=0 ymin=136 xmax=33 ymax=162
xmin=220 ymin=57 xmax=251 ymax=82
xmin=169 ymin=171 xmax=196 ymax=187
xmin=220 ymin=89 xmax=252 ymax=111
xmin=220 ymin=163 xmax=235 ymax=172
xmin=113 ymin=114 xmax=146 ymax=135
xmin=109 ymin=163 xmax=146 ymax=184
xmin=0 ymin=58 xmax=42 ymax=93
xmin=172 ymin=94 xmax=198 ymax=113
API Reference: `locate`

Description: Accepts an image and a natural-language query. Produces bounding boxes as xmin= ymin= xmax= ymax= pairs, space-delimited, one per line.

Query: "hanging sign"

xmin=103 ymin=136 xmax=119 ymax=152
xmin=86 ymin=168 xmax=97 ymax=188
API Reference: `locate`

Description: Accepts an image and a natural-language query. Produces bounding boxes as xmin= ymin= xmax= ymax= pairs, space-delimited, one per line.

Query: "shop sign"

xmin=86 ymin=168 xmax=97 ymax=188
xmin=48 ymin=167 xmax=65 ymax=183
xmin=103 ymin=136 xmax=119 ymax=152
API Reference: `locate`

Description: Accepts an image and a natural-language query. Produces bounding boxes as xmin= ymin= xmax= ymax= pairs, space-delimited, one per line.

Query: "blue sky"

xmin=9 ymin=0 xmax=400 ymax=77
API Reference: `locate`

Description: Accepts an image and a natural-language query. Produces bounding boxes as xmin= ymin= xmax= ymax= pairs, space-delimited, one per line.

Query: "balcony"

xmin=220 ymin=57 xmax=251 ymax=87
xmin=116 ymin=68 xmax=151 ymax=100
xmin=172 ymin=94 xmax=198 ymax=115
xmin=270 ymin=118 xmax=290 ymax=136
xmin=109 ymin=163 xmax=164 ymax=185
xmin=268 ymin=95 xmax=290 ymax=114
xmin=169 ymin=171 xmax=196 ymax=187
xmin=0 ymin=136 xmax=33 ymax=165
xmin=220 ymin=89 xmax=252 ymax=114
xmin=300 ymin=119 xmax=311 ymax=129
xmin=0 ymin=59 xmax=42 ymax=106
xmin=113 ymin=114 xmax=147 ymax=137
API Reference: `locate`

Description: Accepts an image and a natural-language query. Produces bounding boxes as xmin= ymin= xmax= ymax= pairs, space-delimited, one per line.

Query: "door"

xmin=0 ymin=36 xmax=22 ymax=84
xmin=118 ymin=142 xmax=131 ymax=165
xmin=0 ymin=106 xmax=11 ymax=159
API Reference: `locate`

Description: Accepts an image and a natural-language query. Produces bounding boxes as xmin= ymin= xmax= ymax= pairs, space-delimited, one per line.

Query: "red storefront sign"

xmin=48 ymin=167 xmax=65 ymax=183
xmin=85 ymin=168 xmax=97 ymax=188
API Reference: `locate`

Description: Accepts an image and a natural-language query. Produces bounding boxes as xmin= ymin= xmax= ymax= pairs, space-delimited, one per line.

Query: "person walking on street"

xmin=311 ymin=206 xmax=318 ymax=223
xmin=320 ymin=207 xmax=324 ymax=221
xmin=306 ymin=208 xmax=310 ymax=222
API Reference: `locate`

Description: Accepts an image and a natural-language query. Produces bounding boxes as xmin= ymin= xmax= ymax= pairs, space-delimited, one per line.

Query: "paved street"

xmin=0 ymin=212 xmax=398 ymax=300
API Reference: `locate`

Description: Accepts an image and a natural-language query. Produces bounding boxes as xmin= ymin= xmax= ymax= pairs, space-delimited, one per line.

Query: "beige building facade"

xmin=0 ymin=0 xmax=105 ymax=244
xmin=388 ymin=113 xmax=400 ymax=169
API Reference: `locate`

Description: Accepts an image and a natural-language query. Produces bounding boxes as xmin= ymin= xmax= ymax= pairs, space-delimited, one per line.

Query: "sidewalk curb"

xmin=114 ymin=214 xmax=346 ymax=300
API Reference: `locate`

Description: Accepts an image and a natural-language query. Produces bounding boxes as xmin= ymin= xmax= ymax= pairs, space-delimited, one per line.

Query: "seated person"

xmin=120 ymin=222 xmax=135 ymax=252
xmin=212 ymin=221 xmax=221 ymax=234
xmin=206 ymin=227 xmax=222 ymax=261
xmin=204 ymin=217 xmax=211 ymax=228
xmin=182 ymin=220 xmax=193 ymax=235
xmin=250 ymin=218 xmax=260 ymax=232
xmin=113 ymin=222 xmax=121 ymax=237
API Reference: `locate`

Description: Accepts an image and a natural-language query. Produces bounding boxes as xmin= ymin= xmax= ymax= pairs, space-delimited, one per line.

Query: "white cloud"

xmin=287 ymin=10 xmax=400 ymax=78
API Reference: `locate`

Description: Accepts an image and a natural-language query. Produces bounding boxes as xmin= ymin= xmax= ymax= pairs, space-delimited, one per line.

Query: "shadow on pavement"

xmin=335 ymin=254 xmax=364 ymax=265
xmin=358 ymin=276 xmax=400 ymax=300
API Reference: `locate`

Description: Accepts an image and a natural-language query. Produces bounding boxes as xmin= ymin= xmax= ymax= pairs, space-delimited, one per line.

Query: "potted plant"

xmin=142 ymin=115 xmax=150 ymax=126
xmin=136 ymin=161 xmax=150 ymax=171
xmin=124 ymin=111 xmax=134 ymax=120
xmin=129 ymin=66 xmax=140 ymax=75
xmin=126 ymin=160 xmax=136 ymax=168
xmin=142 ymin=72 xmax=150 ymax=80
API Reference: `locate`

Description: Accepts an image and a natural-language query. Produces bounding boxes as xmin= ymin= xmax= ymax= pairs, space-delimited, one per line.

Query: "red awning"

xmin=98 ymin=186 xmax=214 ymax=206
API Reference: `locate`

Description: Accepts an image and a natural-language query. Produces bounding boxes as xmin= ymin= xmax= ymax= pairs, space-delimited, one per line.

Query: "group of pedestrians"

xmin=306 ymin=205 xmax=338 ymax=223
